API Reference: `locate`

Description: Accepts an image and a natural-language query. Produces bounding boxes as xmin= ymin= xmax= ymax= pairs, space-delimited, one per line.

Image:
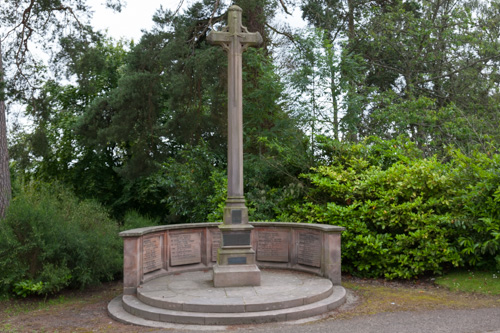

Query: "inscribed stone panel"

xmin=211 ymin=230 xmax=222 ymax=262
xmin=170 ymin=232 xmax=202 ymax=266
xmin=142 ymin=235 xmax=162 ymax=273
xmin=297 ymin=230 xmax=321 ymax=267
xmin=256 ymin=230 xmax=289 ymax=262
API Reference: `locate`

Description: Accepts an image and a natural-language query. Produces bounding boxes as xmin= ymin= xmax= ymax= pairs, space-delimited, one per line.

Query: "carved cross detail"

xmin=207 ymin=5 xmax=263 ymax=54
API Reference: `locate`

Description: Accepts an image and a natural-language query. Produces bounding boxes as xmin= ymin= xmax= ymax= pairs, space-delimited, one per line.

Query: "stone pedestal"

xmin=213 ymin=219 xmax=260 ymax=287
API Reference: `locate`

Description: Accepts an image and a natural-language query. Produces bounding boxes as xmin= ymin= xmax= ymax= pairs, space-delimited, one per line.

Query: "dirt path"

xmin=1 ymin=277 xmax=499 ymax=333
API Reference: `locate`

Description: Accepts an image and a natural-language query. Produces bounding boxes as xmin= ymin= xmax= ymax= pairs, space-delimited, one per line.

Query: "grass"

xmin=0 ymin=282 xmax=126 ymax=333
xmin=435 ymin=270 xmax=500 ymax=295
xmin=338 ymin=279 xmax=500 ymax=320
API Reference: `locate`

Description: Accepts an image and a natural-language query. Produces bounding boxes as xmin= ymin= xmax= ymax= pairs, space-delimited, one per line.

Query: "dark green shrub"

xmin=450 ymin=149 xmax=500 ymax=270
xmin=122 ymin=210 xmax=159 ymax=230
xmin=282 ymin=137 xmax=500 ymax=278
xmin=280 ymin=137 xmax=463 ymax=279
xmin=0 ymin=182 xmax=122 ymax=296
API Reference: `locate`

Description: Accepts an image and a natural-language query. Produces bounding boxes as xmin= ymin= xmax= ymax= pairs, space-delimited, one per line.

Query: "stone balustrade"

xmin=120 ymin=222 xmax=344 ymax=295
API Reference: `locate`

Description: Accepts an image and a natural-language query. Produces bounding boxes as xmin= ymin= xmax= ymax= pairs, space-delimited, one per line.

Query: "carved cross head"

xmin=207 ymin=5 xmax=263 ymax=53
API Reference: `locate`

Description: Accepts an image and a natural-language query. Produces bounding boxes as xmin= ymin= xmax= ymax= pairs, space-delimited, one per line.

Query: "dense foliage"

xmin=280 ymin=137 xmax=500 ymax=278
xmin=0 ymin=182 xmax=122 ymax=297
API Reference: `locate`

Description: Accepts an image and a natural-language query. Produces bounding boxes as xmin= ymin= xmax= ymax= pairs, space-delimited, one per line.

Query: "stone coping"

xmin=120 ymin=222 xmax=345 ymax=237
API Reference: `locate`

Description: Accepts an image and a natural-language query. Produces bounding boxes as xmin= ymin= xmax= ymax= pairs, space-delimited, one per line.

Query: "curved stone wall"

xmin=120 ymin=222 xmax=344 ymax=295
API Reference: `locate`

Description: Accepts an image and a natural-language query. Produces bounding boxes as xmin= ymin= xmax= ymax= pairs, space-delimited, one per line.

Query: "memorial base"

xmin=217 ymin=246 xmax=257 ymax=265
xmin=213 ymin=263 xmax=261 ymax=287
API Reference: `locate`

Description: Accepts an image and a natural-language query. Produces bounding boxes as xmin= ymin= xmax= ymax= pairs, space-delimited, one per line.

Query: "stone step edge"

xmin=137 ymin=283 xmax=333 ymax=313
xmin=107 ymin=296 xmax=228 ymax=331
xmin=119 ymin=286 xmax=346 ymax=326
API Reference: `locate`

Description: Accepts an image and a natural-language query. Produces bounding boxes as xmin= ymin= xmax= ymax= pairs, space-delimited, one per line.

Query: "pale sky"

xmin=89 ymin=0 xmax=179 ymax=42
xmin=89 ymin=0 xmax=306 ymax=42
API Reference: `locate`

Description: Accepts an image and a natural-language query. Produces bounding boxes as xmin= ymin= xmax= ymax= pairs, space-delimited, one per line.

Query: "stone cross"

xmin=207 ymin=5 xmax=262 ymax=287
xmin=207 ymin=5 xmax=262 ymax=225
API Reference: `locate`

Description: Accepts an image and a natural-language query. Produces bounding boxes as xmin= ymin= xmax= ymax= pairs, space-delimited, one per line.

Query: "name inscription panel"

xmin=257 ymin=230 xmax=289 ymax=262
xmin=143 ymin=235 xmax=162 ymax=273
xmin=170 ymin=232 xmax=202 ymax=266
xmin=211 ymin=230 xmax=222 ymax=262
xmin=297 ymin=231 xmax=321 ymax=267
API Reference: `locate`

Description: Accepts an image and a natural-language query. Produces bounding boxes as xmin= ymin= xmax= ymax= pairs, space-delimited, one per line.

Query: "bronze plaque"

xmin=170 ymin=232 xmax=202 ymax=266
xmin=211 ymin=230 xmax=222 ymax=262
xmin=228 ymin=257 xmax=247 ymax=265
xmin=257 ymin=230 xmax=289 ymax=262
xmin=232 ymin=209 xmax=242 ymax=224
xmin=143 ymin=235 xmax=162 ymax=273
xmin=297 ymin=231 xmax=321 ymax=267
xmin=223 ymin=231 xmax=250 ymax=246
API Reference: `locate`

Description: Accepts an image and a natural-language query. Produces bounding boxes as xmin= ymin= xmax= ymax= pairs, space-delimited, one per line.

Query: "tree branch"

xmin=414 ymin=55 xmax=500 ymax=86
xmin=279 ymin=0 xmax=292 ymax=15
xmin=265 ymin=22 xmax=296 ymax=44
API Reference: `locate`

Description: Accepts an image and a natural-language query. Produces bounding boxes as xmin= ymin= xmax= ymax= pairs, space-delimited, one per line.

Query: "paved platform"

xmin=108 ymin=269 xmax=346 ymax=327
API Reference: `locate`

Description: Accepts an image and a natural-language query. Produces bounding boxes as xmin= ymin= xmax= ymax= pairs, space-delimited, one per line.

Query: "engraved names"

xmin=143 ymin=235 xmax=162 ymax=273
xmin=257 ymin=230 xmax=289 ymax=262
xmin=297 ymin=231 xmax=321 ymax=267
xmin=170 ymin=232 xmax=202 ymax=266
xmin=211 ymin=230 xmax=222 ymax=262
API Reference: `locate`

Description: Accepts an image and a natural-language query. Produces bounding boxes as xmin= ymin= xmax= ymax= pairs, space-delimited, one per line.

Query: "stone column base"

xmin=213 ymin=264 xmax=261 ymax=287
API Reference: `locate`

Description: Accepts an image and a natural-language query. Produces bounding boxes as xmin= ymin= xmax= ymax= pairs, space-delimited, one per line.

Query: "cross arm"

xmin=240 ymin=30 xmax=263 ymax=49
xmin=207 ymin=29 xmax=231 ymax=46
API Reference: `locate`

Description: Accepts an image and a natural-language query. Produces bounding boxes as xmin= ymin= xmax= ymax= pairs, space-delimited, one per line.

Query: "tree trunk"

xmin=331 ymin=81 xmax=339 ymax=141
xmin=345 ymin=0 xmax=358 ymax=142
xmin=0 ymin=41 xmax=12 ymax=219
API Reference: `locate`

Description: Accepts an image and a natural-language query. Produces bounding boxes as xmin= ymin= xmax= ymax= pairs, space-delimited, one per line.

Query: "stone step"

xmin=136 ymin=271 xmax=334 ymax=313
xmin=119 ymin=286 xmax=346 ymax=325
xmin=107 ymin=296 xmax=228 ymax=330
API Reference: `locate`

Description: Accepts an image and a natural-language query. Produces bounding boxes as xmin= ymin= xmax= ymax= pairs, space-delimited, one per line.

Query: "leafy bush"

xmin=450 ymin=149 xmax=500 ymax=269
xmin=0 ymin=182 xmax=122 ymax=297
xmin=281 ymin=137 xmax=500 ymax=279
xmin=121 ymin=210 xmax=159 ymax=230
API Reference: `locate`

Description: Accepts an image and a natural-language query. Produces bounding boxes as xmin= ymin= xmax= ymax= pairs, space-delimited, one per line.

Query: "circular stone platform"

xmin=108 ymin=269 xmax=346 ymax=327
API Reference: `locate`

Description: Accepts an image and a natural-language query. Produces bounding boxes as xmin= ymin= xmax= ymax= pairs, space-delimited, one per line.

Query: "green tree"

xmin=68 ymin=1 xmax=308 ymax=221
xmin=10 ymin=35 xmax=128 ymax=213
xmin=0 ymin=0 xmax=123 ymax=217
xmin=299 ymin=0 xmax=500 ymax=153
xmin=356 ymin=0 xmax=500 ymax=153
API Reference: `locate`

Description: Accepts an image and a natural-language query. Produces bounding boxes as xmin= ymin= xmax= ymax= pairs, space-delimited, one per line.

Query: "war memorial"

xmin=108 ymin=6 xmax=345 ymax=328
